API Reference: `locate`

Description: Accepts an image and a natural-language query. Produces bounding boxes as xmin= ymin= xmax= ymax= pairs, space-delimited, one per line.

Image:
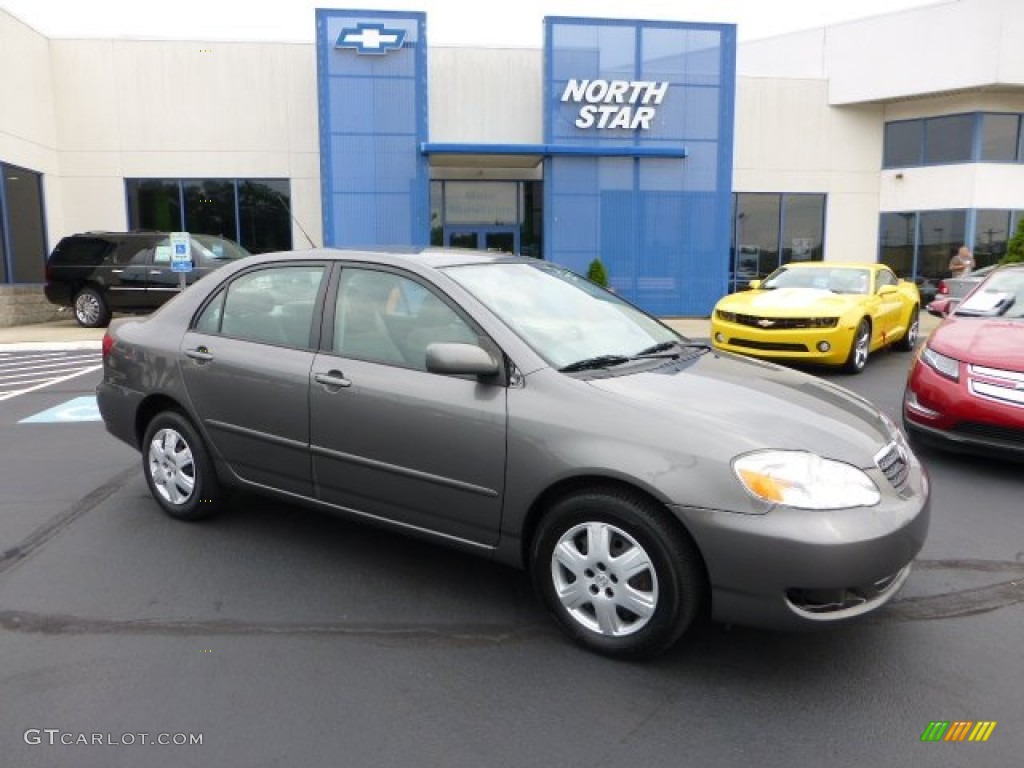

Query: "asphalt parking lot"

xmin=0 ymin=316 xmax=1021 ymax=768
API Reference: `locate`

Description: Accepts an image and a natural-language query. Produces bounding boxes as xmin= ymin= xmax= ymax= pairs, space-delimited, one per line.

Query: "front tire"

xmin=73 ymin=286 xmax=111 ymax=328
xmin=142 ymin=410 xmax=224 ymax=521
xmin=895 ymin=306 xmax=920 ymax=352
xmin=530 ymin=489 xmax=705 ymax=659
xmin=844 ymin=319 xmax=871 ymax=374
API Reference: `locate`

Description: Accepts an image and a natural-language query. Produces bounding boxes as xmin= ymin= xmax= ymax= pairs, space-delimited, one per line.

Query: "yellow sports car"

xmin=711 ymin=262 xmax=920 ymax=373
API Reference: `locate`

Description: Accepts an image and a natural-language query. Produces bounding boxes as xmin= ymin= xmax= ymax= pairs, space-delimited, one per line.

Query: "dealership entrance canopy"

xmin=317 ymin=11 xmax=736 ymax=315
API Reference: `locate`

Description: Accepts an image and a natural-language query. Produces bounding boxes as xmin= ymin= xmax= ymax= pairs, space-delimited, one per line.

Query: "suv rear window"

xmin=50 ymin=237 xmax=113 ymax=266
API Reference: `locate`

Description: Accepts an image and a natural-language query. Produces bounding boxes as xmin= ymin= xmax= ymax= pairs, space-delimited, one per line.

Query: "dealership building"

xmin=2 ymin=0 xmax=1024 ymax=322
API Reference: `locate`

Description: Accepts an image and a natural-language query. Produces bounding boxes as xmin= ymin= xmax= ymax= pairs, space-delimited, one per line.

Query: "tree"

xmin=1002 ymin=217 xmax=1024 ymax=264
xmin=587 ymin=258 xmax=609 ymax=288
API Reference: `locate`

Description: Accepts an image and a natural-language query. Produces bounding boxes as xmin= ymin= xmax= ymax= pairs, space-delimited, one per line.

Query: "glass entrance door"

xmin=445 ymin=227 xmax=518 ymax=254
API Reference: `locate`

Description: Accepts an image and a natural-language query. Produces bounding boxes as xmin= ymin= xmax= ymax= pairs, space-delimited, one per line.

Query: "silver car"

xmin=97 ymin=248 xmax=930 ymax=658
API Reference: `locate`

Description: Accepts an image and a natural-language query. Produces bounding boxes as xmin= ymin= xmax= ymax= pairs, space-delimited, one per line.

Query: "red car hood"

xmin=929 ymin=316 xmax=1024 ymax=370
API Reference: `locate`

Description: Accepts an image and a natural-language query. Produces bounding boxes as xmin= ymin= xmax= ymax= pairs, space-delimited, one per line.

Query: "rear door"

xmin=179 ymin=262 xmax=328 ymax=496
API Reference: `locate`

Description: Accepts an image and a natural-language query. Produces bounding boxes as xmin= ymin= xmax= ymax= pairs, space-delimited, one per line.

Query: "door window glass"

xmin=334 ymin=269 xmax=477 ymax=370
xmin=211 ymin=266 xmax=324 ymax=348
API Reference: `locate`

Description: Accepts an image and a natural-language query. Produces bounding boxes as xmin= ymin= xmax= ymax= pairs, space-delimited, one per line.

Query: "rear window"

xmin=49 ymin=237 xmax=113 ymax=267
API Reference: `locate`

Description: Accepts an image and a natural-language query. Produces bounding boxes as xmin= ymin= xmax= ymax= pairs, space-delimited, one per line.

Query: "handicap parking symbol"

xmin=20 ymin=396 xmax=101 ymax=423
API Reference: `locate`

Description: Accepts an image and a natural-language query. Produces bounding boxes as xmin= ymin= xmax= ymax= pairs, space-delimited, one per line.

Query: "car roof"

xmin=250 ymin=246 xmax=538 ymax=270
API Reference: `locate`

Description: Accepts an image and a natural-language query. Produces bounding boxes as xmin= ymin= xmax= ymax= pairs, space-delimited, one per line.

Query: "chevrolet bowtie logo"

xmin=336 ymin=23 xmax=407 ymax=54
xmin=756 ymin=318 xmax=776 ymax=327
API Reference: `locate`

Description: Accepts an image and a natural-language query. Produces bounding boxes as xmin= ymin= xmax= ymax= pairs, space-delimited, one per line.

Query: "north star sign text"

xmin=560 ymin=79 xmax=669 ymax=130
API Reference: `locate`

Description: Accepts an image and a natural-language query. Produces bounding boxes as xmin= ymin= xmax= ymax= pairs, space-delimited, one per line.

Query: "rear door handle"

xmin=314 ymin=371 xmax=351 ymax=389
xmin=186 ymin=347 xmax=214 ymax=362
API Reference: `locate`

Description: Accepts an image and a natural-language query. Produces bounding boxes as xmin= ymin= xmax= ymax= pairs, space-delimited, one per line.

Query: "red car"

xmin=903 ymin=264 xmax=1024 ymax=458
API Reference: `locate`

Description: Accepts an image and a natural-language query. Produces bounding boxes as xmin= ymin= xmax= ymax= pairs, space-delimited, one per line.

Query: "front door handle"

xmin=314 ymin=370 xmax=352 ymax=389
xmin=185 ymin=347 xmax=214 ymax=363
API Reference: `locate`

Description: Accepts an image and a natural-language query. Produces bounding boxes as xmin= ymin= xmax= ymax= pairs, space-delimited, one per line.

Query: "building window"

xmin=126 ymin=178 xmax=292 ymax=254
xmin=923 ymin=114 xmax=975 ymax=165
xmin=884 ymin=111 xmax=1024 ymax=167
xmin=884 ymin=121 xmax=924 ymax=167
xmin=731 ymin=192 xmax=825 ymax=291
xmin=429 ymin=180 xmax=542 ymax=256
xmin=0 ymin=163 xmax=47 ymax=284
xmin=980 ymin=114 xmax=1020 ymax=162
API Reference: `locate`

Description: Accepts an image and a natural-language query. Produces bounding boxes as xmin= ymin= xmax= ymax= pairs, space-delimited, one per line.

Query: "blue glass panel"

xmin=545 ymin=18 xmax=735 ymax=315
xmin=317 ymin=10 xmax=427 ymax=247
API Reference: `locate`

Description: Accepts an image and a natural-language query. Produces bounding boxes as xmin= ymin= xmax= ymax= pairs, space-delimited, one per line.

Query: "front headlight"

xmin=921 ymin=345 xmax=960 ymax=381
xmin=733 ymin=450 xmax=881 ymax=510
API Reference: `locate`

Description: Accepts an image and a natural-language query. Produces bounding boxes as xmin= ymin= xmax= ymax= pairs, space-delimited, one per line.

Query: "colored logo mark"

xmin=920 ymin=721 xmax=997 ymax=742
xmin=336 ymin=23 xmax=407 ymax=55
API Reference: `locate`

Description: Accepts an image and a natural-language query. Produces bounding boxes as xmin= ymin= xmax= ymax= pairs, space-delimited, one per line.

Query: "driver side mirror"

xmin=747 ymin=280 xmax=762 ymax=290
xmin=878 ymin=285 xmax=898 ymax=296
xmin=425 ymin=342 xmax=500 ymax=377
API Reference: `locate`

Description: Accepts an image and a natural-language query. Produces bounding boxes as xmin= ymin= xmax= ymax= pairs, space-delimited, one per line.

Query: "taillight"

xmin=937 ymin=280 xmax=948 ymax=295
xmin=102 ymin=331 xmax=115 ymax=361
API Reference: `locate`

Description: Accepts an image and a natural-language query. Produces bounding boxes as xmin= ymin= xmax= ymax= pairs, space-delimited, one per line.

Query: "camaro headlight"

xmin=920 ymin=345 xmax=960 ymax=381
xmin=733 ymin=450 xmax=881 ymax=510
xmin=716 ymin=310 xmax=737 ymax=322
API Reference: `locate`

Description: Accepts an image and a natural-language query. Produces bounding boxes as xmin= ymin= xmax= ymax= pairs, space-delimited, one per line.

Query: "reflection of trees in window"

xmin=127 ymin=179 xmax=181 ymax=232
xmin=184 ymin=180 xmax=236 ymax=239
xmin=239 ymin=180 xmax=292 ymax=254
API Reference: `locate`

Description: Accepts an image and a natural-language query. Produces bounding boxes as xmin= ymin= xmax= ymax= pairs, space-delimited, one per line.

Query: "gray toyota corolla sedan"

xmin=97 ymin=248 xmax=930 ymax=658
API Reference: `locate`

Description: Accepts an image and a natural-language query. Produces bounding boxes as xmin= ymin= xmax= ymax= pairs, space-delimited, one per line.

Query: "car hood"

xmin=930 ymin=316 xmax=1024 ymax=370
xmin=718 ymin=288 xmax=863 ymax=317
xmin=585 ymin=352 xmax=894 ymax=467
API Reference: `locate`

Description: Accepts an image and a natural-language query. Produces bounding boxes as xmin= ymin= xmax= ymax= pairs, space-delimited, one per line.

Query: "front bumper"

xmin=710 ymin=318 xmax=855 ymax=366
xmin=903 ymin=361 xmax=1024 ymax=458
xmin=670 ymin=462 xmax=930 ymax=630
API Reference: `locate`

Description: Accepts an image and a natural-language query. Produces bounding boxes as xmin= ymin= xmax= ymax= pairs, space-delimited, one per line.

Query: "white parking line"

xmin=0 ymin=347 xmax=103 ymax=402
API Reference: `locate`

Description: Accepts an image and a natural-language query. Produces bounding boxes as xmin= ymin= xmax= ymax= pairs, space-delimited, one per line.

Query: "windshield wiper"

xmin=634 ymin=340 xmax=709 ymax=357
xmin=559 ymin=354 xmax=632 ymax=373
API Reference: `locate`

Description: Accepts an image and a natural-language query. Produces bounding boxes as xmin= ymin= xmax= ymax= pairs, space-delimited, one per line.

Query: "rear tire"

xmin=142 ymin=410 xmax=224 ymax=521
xmin=73 ymin=286 xmax=111 ymax=328
xmin=530 ymin=489 xmax=705 ymax=659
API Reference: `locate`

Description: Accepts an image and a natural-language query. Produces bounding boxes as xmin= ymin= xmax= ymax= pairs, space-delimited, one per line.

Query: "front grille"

xmin=968 ymin=364 xmax=1024 ymax=409
xmin=716 ymin=311 xmax=838 ymax=330
xmin=874 ymin=440 xmax=910 ymax=492
xmin=951 ymin=421 xmax=1024 ymax=446
xmin=729 ymin=339 xmax=809 ymax=352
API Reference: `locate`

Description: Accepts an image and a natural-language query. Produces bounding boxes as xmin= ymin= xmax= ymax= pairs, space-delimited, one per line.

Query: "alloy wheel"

xmin=147 ymin=427 xmax=196 ymax=506
xmin=550 ymin=521 xmax=659 ymax=637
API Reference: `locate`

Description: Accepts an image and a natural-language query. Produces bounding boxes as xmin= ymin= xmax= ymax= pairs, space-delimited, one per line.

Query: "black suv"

xmin=44 ymin=231 xmax=250 ymax=327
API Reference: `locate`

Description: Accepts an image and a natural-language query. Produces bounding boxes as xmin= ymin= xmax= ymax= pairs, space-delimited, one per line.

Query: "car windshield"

xmin=954 ymin=269 xmax=1024 ymax=318
xmin=762 ymin=266 xmax=870 ymax=294
xmin=444 ymin=261 xmax=684 ymax=370
xmin=191 ymin=235 xmax=250 ymax=261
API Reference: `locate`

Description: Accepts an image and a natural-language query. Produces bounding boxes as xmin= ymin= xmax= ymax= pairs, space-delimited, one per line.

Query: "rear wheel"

xmin=844 ymin=319 xmax=871 ymax=374
xmin=530 ymin=489 xmax=705 ymax=659
xmin=895 ymin=306 xmax=920 ymax=352
xmin=142 ymin=410 xmax=224 ymax=521
xmin=73 ymin=286 xmax=111 ymax=328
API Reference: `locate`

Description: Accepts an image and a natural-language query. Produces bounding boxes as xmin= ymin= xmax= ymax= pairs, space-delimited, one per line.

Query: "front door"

xmin=445 ymin=227 xmax=519 ymax=255
xmin=309 ymin=266 xmax=507 ymax=546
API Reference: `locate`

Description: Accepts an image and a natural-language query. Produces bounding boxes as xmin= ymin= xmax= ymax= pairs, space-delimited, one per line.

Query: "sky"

xmin=0 ymin=0 xmax=947 ymax=45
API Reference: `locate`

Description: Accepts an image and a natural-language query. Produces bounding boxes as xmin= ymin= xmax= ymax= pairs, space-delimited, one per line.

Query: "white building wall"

xmin=428 ymin=48 xmax=543 ymax=145
xmin=0 ymin=10 xmax=61 ymax=243
xmin=45 ymin=38 xmax=322 ymax=247
xmin=733 ymin=76 xmax=884 ymax=261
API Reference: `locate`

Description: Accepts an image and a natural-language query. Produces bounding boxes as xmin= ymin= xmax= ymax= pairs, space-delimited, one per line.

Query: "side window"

xmin=334 ymin=268 xmax=477 ymax=370
xmin=206 ymin=266 xmax=324 ymax=347
xmin=877 ymin=270 xmax=897 ymax=290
